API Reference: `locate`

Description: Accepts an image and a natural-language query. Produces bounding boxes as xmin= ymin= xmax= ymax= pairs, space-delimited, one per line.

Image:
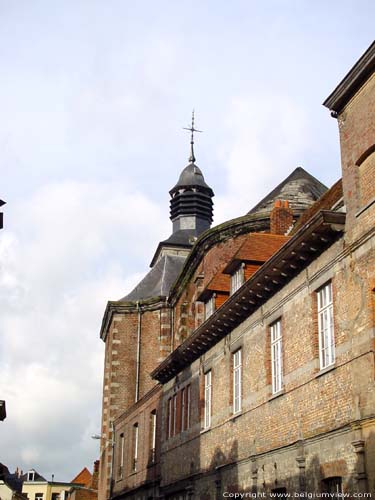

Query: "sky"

xmin=0 ymin=0 xmax=374 ymax=482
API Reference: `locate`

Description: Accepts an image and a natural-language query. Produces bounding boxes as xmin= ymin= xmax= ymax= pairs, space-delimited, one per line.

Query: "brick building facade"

xmin=98 ymin=42 xmax=375 ymax=499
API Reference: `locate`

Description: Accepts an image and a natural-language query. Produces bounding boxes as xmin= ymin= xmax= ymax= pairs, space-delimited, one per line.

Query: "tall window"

xmin=167 ymin=397 xmax=173 ymax=439
xmin=132 ymin=423 xmax=138 ymax=471
xmin=172 ymin=394 xmax=177 ymax=436
xmin=181 ymin=388 xmax=186 ymax=432
xmin=181 ymin=385 xmax=191 ymax=431
xmin=119 ymin=432 xmax=125 ymax=478
xmin=271 ymin=319 xmax=283 ymax=394
xmin=230 ymin=265 xmax=244 ymax=295
xmin=205 ymin=295 xmax=215 ymax=320
xmin=317 ymin=282 xmax=335 ymax=369
xmin=150 ymin=410 xmax=157 ymax=463
xmin=204 ymin=371 xmax=212 ymax=429
xmin=186 ymin=384 xmax=191 ymax=430
xmin=233 ymin=349 xmax=242 ymax=413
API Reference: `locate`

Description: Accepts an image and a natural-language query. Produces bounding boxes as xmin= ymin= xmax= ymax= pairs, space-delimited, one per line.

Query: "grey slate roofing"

xmin=248 ymin=167 xmax=327 ymax=216
xmin=21 ymin=469 xmax=46 ymax=482
xmin=170 ymin=163 xmax=214 ymax=196
xmin=121 ymin=254 xmax=186 ymax=301
xmin=160 ymin=229 xmax=197 ymax=247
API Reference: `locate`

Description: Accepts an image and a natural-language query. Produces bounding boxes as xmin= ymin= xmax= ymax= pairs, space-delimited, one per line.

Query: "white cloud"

xmin=214 ymin=94 xmax=310 ymax=223
xmin=0 ymin=179 xmax=167 ymax=478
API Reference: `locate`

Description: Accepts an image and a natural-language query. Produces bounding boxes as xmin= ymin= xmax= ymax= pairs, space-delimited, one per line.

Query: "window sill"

xmin=229 ymin=410 xmax=243 ymax=422
xmin=268 ymin=389 xmax=285 ymax=401
xmin=355 ymin=196 xmax=375 ymax=217
xmin=315 ymin=364 xmax=336 ymax=378
xmin=200 ymin=426 xmax=211 ymax=435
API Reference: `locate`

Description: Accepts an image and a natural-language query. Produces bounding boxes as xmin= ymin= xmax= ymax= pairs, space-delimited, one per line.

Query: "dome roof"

xmin=170 ymin=162 xmax=214 ymax=196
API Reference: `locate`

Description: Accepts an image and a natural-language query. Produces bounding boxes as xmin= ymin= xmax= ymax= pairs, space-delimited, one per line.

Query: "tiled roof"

xmin=226 ymin=233 xmax=290 ymax=267
xmin=70 ymin=468 xmax=92 ymax=487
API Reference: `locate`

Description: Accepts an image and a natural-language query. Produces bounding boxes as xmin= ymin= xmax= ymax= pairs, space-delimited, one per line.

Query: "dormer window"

xmin=205 ymin=294 xmax=215 ymax=320
xmin=230 ymin=264 xmax=244 ymax=295
xmin=27 ymin=471 xmax=35 ymax=481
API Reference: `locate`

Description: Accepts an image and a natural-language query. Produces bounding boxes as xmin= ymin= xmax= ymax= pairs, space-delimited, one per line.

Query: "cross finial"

xmin=183 ymin=110 xmax=202 ymax=163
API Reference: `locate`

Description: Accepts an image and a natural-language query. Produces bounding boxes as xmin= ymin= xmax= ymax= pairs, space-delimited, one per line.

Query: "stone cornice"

xmin=323 ymin=41 xmax=375 ymax=113
xmin=100 ymin=296 xmax=168 ymax=341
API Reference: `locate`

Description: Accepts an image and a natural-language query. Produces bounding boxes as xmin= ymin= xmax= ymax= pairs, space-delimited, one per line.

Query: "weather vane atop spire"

xmin=183 ymin=110 xmax=202 ymax=163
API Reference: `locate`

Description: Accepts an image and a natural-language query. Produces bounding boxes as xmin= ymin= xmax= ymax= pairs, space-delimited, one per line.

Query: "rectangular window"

xmin=167 ymin=397 xmax=172 ymax=439
xmin=150 ymin=410 xmax=157 ymax=463
xmin=181 ymin=385 xmax=191 ymax=431
xmin=230 ymin=265 xmax=244 ymax=295
xmin=35 ymin=494 xmax=43 ymax=500
xmin=204 ymin=370 xmax=212 ymax=429
xmin=271 ymin=319 xmax=283 ymax=394
xmin=132 ymin=423 xmax=138 ymax=471
xmin=205 ymin=295 xmax=215 ymax=320
xmin=181 ymin=388 xmax=186 ymax=432
xmin=172 ymin=394 xmax=177 ymax=436
xmin=317 ymin=282 xmax=335 ymax=369
xmin=27 ymin=471 xmax=35 ymax=482
xmin=119 ymin=432 xmax=125 ymax=478
xmin=186 ymin=384 xmax=191 ymax=430
xmin=233 ymin=349 xmax=242 ymax=413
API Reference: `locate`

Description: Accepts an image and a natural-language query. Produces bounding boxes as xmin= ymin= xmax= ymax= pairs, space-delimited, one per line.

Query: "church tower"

xmin=150 ymin=112 xmax=214 ymax=267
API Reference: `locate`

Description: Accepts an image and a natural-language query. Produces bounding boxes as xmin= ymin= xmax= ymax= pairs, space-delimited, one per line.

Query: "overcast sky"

xmin=0 ymin=0 xmax=374 ymax=481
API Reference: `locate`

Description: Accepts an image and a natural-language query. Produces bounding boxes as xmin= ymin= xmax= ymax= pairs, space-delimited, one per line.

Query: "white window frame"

xmin=150 ymin=410 xmax=157 ymax=463
xmin=317 ymin=282 xmax=335 ymax=369
xmin=204 ymin=371 xmax=212 ymax=429
xmin=35 ymin=494 xmax=43 ymax=500
xmin=181 ymin=388 xmax=186 ymax=432
xmin=133 ymin=423 xmax=138 ymax=471
xmin=233 ymin=349 xmax=242 ymax=414
xmin=186 ymin=384 xmax=191 ymax=429
xmin=205 ymin=294 xmax=215 ymax=320
xmin=27 ymin=471 xmax=35 ymax=482
xmin=230 ymin=264 xmax=244 ymax=295
xmin=172 ymin=394 xmax=177 ymax=436
xmin=167 ymin=397 xmax=172 ymax=439
xmin=119 ymin=432 xmax=125 ymax=478
xmin=270 ymin=319 xmax=283 ymax=394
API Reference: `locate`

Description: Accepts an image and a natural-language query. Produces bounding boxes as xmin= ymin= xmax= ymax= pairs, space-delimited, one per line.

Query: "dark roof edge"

xmin=151 ymin=210 xmax=346 ymax=383
xmin=100 ymin=296 xmax=167 ymax=341
xmin=323 ymin=41 xmax=375 ymax=113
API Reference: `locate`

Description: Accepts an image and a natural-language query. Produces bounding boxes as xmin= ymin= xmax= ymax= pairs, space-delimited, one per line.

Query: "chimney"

xmin=270 ymin=200 xmax=294 ymax=235
xmin=90 ymin=461 xmax=99 ymax=490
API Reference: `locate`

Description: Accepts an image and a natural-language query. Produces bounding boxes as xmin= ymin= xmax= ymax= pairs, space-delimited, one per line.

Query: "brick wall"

xmin=160 ymin=235 xmax=375 ymax=494
xmin=98 ymin=304 xmax=171 ymax=500
xmin=337 ymin=72 xmax=375 ymax=241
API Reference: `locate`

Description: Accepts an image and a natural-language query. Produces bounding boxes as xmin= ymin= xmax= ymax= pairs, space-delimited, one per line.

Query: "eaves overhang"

xmin=100 ymin=296 xmax=167 ymax=342
xmin=323 ymin=41 xmax=375 ymax=113
xmin=151 ymin=210 xmax=346 ymax=383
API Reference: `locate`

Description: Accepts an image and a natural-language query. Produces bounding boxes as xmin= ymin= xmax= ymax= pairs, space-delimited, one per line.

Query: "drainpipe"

xmin=135 ymin=301 xmax=141 ymax=402
xmin=109 ymin=420 xmax=115 ymax=499
xmin=170 ymin=297 xmax=174 ymax=352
